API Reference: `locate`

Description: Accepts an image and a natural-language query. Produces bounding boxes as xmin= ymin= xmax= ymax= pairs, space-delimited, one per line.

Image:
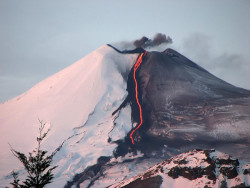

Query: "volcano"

xmin=0 ymin=44 xmax=249 ymax=187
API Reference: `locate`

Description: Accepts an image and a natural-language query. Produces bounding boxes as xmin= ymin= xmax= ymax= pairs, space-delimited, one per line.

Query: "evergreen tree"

xmin=10 ymin=120 xmax=58 ymax=188
xmin=9 ymin=171 xmax=20 ymax=188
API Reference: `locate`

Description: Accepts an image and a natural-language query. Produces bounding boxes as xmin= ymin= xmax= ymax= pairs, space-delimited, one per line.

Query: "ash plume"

xmin=134 ymin=36 xmax=149 ymax=48
xmin=134 ymin=33 xmax=173 ymax=48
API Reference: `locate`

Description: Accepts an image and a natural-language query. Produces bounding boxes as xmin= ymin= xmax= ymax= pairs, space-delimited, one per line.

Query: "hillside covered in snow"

xmin=0 ymin=45 xmax=139 ymax=187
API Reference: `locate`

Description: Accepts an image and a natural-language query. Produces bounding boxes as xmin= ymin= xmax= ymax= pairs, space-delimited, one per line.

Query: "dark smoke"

xmin=134 ymin=36 xmax=149 ymax=48
xmin=153 ymin=33 xmax=173 ymax=46
xmin=134 ymin=33 xmax=173 ymax=48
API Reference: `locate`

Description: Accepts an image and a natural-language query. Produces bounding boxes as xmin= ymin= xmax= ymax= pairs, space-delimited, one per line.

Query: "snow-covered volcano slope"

xmin=0 ymin=45 xmax=139 ymax=187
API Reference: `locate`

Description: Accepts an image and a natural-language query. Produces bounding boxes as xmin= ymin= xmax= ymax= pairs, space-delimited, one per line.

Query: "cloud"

xmin=181 ymin=33 xmax=212 ymax=63
xmin=180 ymin=33 xmax=250 ymax=90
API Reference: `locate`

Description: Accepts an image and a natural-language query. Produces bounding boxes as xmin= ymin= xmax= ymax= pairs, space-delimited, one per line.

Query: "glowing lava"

xmin=130 ymin=51 xmax=147 ymax=144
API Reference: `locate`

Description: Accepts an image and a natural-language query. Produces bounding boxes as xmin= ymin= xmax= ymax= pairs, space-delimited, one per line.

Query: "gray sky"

xmin=1 ymin=0 xmax=250 ymax=103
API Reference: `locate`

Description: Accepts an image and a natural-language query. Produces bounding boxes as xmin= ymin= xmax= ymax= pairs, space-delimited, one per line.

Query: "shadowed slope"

xmin=115 ymin=48 xmax=250 ymax=160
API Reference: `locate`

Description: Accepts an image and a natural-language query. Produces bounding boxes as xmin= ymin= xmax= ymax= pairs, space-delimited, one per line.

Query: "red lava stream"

xmin=130 ymin=51 xmax=147 ymax=144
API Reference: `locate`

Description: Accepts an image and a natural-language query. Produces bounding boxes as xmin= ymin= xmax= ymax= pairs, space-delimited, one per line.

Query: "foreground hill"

xmin=110 ymin=149 xmax=250 ymax=188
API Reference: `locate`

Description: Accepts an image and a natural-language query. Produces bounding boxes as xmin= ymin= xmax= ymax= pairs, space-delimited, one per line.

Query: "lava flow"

xmin=130 ymin=51 xmax=147 ymax=144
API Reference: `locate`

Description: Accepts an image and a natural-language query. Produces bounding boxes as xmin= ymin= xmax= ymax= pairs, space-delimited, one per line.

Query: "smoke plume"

xmin=134 ymin=33 xmax=173 ymax=48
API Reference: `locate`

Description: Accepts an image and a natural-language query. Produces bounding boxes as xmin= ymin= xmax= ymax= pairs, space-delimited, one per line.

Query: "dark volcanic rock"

xmin=220 ymin=166 xmax=238 ymax=179
xmin=139 ymin=49 xmax=250 ymax=142
xmin=122 ymin=175 xmax=163 ymax=188
xmin=243 ymin=168 xmax=250 ymax=175
xmin=64 ymin=156 xmax=111 ymax=188
xmin=115 ymin=47 xmax=250 ymax=161
xmin=168 ymin=166 xmax=207 ymax=180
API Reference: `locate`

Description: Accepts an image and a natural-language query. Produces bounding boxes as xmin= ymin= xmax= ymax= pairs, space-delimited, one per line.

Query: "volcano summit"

xmin=0 ymin=44 xmax=249 ymax=187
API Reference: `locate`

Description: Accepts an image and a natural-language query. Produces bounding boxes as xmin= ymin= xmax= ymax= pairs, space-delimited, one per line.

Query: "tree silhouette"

xmin=10 ymin=120 xmax=58 ymax=188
